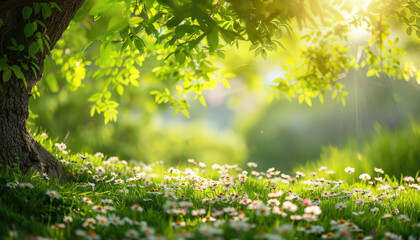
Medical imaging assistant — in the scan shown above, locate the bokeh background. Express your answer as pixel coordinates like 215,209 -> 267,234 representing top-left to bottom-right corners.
28,17 -> 420,176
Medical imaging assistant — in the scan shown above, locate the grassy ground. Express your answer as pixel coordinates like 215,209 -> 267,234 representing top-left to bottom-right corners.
0,133 -> 419,240
296,119 -> 420,180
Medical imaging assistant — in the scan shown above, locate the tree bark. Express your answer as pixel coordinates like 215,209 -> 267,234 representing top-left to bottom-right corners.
0,0 -> 85,182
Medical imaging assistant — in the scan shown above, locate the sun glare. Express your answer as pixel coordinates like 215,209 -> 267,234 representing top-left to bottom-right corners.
349,0 -> 372,13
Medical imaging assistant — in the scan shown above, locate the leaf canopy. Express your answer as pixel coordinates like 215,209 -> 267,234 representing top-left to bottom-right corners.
1,0 -> 420,123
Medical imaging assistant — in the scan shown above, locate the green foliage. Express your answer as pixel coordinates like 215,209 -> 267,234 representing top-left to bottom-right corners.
0,0 -> 419,124
270,0 -> 420,107
38,0 -> 390,124
2,68 -> 11,82
297,119 -> 420,179
22,6 -> 33,20
2,0 -> 419,125
271,28 -> 351,106
0,3 -> 59,88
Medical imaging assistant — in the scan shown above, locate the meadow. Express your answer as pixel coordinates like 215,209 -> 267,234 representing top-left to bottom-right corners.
2,1 -> 420,240
1,132 -> 419,240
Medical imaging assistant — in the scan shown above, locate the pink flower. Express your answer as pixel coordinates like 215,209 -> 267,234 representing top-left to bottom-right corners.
301,198 -> 311,206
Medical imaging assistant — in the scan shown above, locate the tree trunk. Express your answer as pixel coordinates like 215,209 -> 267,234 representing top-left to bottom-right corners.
0,0 -> 85,182
0,75 -> 63,178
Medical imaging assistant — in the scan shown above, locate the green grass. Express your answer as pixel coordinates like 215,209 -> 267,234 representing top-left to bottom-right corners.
0,131 -> 419,240
296,119 -> 420,180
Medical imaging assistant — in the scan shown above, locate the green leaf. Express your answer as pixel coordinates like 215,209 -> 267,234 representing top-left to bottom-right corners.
3,69 -> 11,82
166,16 -> 184,28
90,106 -> 96,117
145,0 -> 154,8
173,108 -> 179,116
106,100 -> 119,108
189,34 -> 205,49
21,63 -> 28,71
129,17 -> 143,25
104,91 -> 111,99
41,3 -> 52,19
222,79 -> 230,89
341,96 -> 346,106
130,78 -> 139,87
319,94 -> 324,104
7,46 -> 18,51
117,85 -> 124,96
32,21 -> 37,32
216,51 -> 225,59
332,90 -> 338,99
175,25 -> 194,39
199,96 -> 207,107
88,93 -> 102,102
181,109 -> 190,118
298,95 -> 304,104
104,108 -> 119,123
255,47 -> 262,57
120,27 -> 128,39
149,90 -> 160,95
224,72 -> 236,78
220,28 -> 238,44
366,69 -> 377,77
406,27 -> 412,36
120,39 -> 130,53
104,112 -> 110,124
175,51 -> 186,65
31,66 -> 37,77
207,27 -> 219,52
408,16 -> 415,23
134,37 -> 144,53
29,41 -> 40,58
261,50 -> 267,60
37,38 -> 44,54
305,96 -> 312,107
11,65 -> 25,83
22,6 -> 32,20
44,38 -> 50,51
89,1 -> 113,16
277,41 -> 287,51
36,19 -> 46,28
10,37 -> 17,46
24,23 -> 34,38
33,3 -> 41,14
249,44 -> 259,51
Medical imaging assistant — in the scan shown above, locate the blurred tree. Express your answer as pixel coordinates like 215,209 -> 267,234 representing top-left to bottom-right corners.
0,0 -> 420,178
